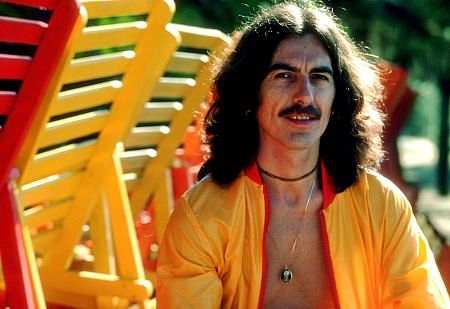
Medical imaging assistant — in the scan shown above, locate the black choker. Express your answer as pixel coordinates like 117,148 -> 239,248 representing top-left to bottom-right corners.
257,162 -> 318,182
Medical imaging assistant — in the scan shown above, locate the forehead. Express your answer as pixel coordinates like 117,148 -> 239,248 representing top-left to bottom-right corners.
271,34 -> 332,67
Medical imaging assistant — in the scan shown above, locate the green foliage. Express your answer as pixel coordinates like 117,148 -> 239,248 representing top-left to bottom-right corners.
174,0 -> 449,78
173,0 -> 272,33
406,80 -> 441,140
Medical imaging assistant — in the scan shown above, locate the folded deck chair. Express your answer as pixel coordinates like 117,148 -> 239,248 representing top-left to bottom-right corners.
0,0 -> 83,307
12,0 -> 178,307
121,23 -> 230,284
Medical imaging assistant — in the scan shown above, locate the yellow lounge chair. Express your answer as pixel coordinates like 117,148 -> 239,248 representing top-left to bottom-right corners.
121,23 -> 230,285
14,0 -> 179,307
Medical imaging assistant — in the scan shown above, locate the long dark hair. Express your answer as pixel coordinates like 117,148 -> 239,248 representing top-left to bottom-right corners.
198,0 -> 384,192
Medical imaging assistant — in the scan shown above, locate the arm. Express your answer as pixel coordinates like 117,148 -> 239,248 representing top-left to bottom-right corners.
156,198 -> 223,308
381,189 -> 450,308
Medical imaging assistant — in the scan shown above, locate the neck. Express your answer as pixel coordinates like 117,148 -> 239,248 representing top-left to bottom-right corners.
262,167 -> 319,211
256,154 -> 320,211
256,137 -> 320,173
257,161 -> 318,182
257,150 -> 319,182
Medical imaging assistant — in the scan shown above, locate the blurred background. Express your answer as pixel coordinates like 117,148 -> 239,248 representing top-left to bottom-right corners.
173,0 -> 450,198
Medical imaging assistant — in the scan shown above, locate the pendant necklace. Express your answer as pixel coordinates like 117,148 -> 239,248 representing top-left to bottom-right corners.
267,175 -> 316,283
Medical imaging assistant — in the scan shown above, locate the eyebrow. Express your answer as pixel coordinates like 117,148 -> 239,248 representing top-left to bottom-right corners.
268,62 -> 333,76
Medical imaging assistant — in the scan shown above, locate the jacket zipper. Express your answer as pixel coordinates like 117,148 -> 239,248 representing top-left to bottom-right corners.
319,210 -> 341,308
258,184 -> 270,308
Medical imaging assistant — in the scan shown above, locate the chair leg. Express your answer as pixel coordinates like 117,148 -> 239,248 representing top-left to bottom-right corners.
103,150 -> 146,281
153,170 -> 173,246
0,182 -> 45,308
90,192 -> 119,308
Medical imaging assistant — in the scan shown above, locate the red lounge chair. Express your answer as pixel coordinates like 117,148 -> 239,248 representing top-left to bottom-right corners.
0,1 -> 83,308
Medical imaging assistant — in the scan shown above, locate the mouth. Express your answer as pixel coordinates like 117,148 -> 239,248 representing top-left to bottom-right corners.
279,105 -> 321,121
286,113 -> 318,121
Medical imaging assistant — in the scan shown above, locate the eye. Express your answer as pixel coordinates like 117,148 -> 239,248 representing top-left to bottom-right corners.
274,71 -> 293,79
311,73 -> 330,81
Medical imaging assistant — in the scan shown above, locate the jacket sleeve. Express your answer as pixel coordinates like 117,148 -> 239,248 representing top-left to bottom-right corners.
156,198 -> 223,308
380,188 -> 450,308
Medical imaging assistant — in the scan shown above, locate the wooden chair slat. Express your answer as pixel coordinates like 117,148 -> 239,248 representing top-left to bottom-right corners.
51,81 -> 121,117
124,125 -> 169,148
24,200 -> 70,230
120,148 -> 155,170
2,0 -> 58,9
169,23 -> 230,50
38,111 -> 108,149
137,101 -> 182,123
39,270 -> 152,300
21,171 -> 84,207
81,0 -> 153,19
152,77 -> 195,99
63,52 -> 133,84
0,55 -> 32,80
22,140 -> 96,184
0,92 -> 16,115
166,51 -> 208,74
0,17 -> 47,45
75,22 -> 145,52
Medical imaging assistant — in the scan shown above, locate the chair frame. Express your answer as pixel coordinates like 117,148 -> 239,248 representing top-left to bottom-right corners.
0,1 -> 84,308
11,0 -> 179,306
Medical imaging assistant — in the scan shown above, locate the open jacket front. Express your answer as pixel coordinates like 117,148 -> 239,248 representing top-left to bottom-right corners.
157,162 -> 450,308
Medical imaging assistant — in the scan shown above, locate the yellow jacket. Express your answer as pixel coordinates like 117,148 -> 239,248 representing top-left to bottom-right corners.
157,163 -> 450,308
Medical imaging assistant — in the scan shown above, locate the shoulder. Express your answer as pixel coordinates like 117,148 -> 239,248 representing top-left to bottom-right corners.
183,174 -> 244,210
180,173 -> 262,225
348,169 -> 413,217
334,170 -> 417,246
359,170 -> 409,203
183,175 -> 236,205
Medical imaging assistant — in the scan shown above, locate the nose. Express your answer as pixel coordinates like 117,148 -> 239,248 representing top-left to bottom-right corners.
293,76 -> 313,106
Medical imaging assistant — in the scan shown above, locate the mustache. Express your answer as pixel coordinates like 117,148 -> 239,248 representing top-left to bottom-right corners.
278,104 -> 321,118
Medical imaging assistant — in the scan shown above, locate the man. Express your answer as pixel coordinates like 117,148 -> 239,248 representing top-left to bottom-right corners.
157,1 -> 450,308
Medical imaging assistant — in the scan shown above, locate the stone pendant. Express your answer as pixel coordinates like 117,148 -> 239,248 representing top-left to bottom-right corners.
280,265 -> 293,283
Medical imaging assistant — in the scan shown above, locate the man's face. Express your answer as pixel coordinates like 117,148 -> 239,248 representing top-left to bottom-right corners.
257,34 -> 336,154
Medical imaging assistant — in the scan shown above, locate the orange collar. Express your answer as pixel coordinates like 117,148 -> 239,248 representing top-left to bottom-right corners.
245,160 -> 336,209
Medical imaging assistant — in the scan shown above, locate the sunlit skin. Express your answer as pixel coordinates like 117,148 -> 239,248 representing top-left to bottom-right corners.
257,34 -> 335,176
258,34 -> 337,308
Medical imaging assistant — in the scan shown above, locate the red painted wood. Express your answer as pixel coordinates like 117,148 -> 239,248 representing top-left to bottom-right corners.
0,0 -> 80,185
379,63 -> 418,206
0,16 -> 47,45
437,245 -> 450,295
0,182 -> 36,309
2,0 -> 57,10
0,0 -> 81,307
0,92 -> 16,115
0,54 -> 31,80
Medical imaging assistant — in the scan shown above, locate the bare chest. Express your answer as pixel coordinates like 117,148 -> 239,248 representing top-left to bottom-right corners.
262,211 -> 336,308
